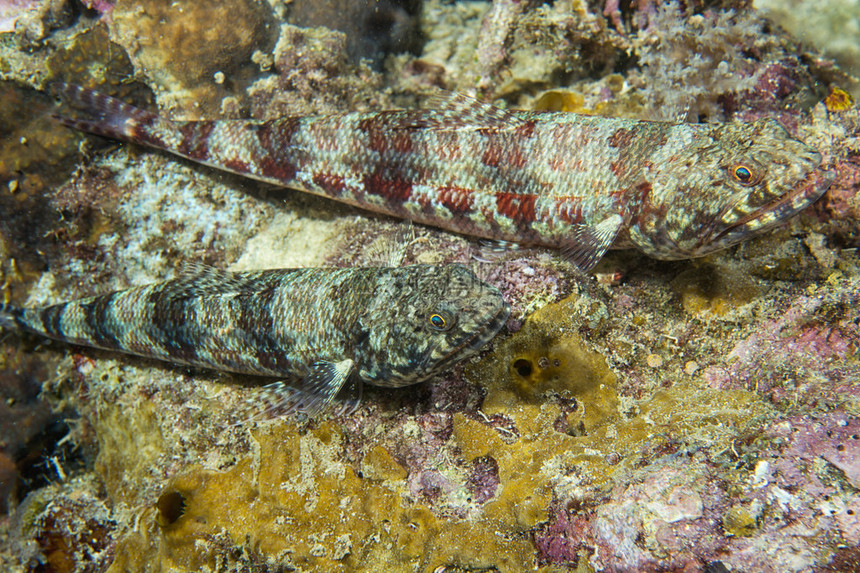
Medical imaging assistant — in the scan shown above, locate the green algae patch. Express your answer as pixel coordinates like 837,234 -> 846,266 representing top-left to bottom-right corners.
108,421 -> 538,572
637,386 -> 768,448
94,398 -> 167,506
671,263 -> 764,319
722,504 -> 761,537
459,292 -> 773,529
452,412 -> 555,528
532,76 -> 648,119
361,444 -> 408,481
469,292 -> 620,435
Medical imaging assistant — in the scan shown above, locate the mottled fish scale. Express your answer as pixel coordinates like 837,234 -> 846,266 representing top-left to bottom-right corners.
1,264 -> 510,412
55,84 -> 833,270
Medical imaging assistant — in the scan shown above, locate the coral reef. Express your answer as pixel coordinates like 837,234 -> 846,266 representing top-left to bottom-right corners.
402,0 -> 627,100
756,0 -> 860,85
286,0 -> 422,67
107,0 -> 277,116
5,0 -> 74,46
0,0 -> 859,571
631,2 -> 824,120
6,476 -> 115,572
0,0 -> 41,34
245,23 -> 384,119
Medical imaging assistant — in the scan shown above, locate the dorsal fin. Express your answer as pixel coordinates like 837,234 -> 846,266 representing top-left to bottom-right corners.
176,261 -> 235,280
363,222 -> 416,267
168,261 -> 252,297
389,93 -> 527,132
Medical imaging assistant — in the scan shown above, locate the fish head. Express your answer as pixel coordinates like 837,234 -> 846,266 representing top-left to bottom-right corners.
628,118 -> 833,260
359,264 -> 509,388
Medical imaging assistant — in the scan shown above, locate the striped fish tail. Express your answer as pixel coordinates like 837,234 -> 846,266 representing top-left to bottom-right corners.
52,83 -> 176,147
0,303 -> 22,331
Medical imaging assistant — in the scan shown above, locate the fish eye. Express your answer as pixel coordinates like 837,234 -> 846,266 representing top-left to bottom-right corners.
428,311 -> 454,331
730,164 -> 758,186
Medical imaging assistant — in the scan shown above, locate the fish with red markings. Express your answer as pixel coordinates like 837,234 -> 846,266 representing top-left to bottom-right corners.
54,84 -> 833,271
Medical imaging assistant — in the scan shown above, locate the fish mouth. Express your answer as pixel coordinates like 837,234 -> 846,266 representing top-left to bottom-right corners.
703,167 -> 834,251
434,301 -> 511,367
380,300 -> 510,388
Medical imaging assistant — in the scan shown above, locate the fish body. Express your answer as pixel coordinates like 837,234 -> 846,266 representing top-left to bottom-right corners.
1,264 -> 510,411
56,85 -> 833,270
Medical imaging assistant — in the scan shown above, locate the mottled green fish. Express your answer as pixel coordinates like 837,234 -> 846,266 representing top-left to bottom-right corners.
0,264 -> 509,415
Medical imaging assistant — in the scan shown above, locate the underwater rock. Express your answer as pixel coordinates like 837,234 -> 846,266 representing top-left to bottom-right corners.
80,0 -> 116,16
286,0 -> 422,67
404,0 -> 627,99
755,0 -> 860,84
11,479 -> 116,572
0,82 -> 82,282
8,0 -> 74,46
108,0 -> 277,116
633,3 -> 820,120
0,342 -> 61,513
0,0 -> 40,33
825,156 -> 860,224
399,0 -> 488,93
478,0 -> 625,99
46,24 -> 145,98
671,263 -> 764,319
702,278 -> 860,408
0,25 -> 149,276
246,23 -> 360,118
737,228 -> 825,282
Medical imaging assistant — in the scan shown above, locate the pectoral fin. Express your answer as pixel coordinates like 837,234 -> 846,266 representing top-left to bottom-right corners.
560,214 -> 623,272
363,221 -> 416,267
235,359 -> 355,423
302,359 -> 355,407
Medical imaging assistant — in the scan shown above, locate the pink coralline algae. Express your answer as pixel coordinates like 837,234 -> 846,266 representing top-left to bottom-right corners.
767,413 -> 860,491
81,0 -> 115,15
465,455 -> 500,505
821,153 -> 860,223
0,0 -> 38,32
759,413 -> 860,549
724,59 -> 811,116
534,417 -> 860,571
703,288 -> 860,407
535,464 -> 720,570
535,503 -> 598,566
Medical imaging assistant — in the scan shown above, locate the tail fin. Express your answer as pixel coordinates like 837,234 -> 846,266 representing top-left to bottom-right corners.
51,83 -> 175,145
0,303 -> 21,331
